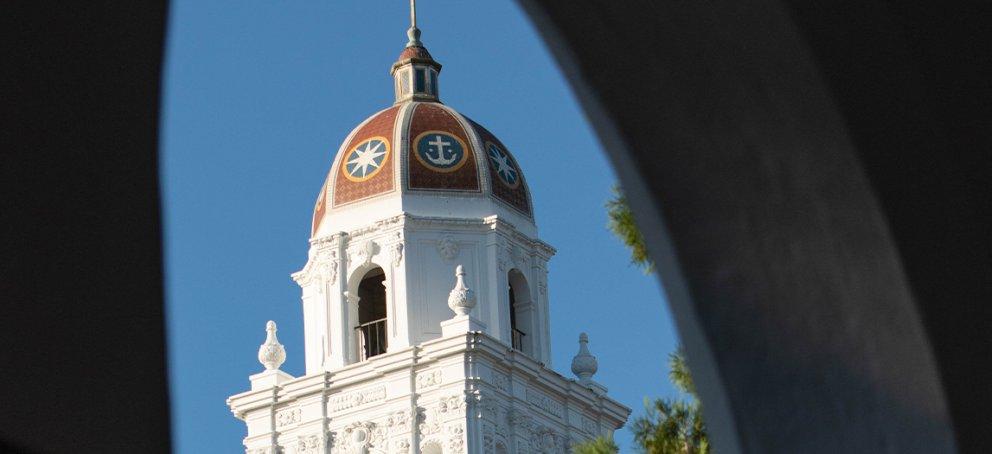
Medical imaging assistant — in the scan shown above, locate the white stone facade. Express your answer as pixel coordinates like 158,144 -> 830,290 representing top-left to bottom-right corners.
229,332 -> 628,454
290,214 -> 554,374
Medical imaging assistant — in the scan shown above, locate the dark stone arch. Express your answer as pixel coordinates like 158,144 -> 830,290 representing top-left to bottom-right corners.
2,1 -> 988,453
516,0 -> 990,452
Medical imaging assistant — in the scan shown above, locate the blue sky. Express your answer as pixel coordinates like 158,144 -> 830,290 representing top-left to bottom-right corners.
161,1 -> 679,452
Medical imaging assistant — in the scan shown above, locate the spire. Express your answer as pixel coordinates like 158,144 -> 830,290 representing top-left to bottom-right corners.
571,332 -> 599,384
257,320 -> 286,371
406,0 -> 422,47
391,0 -> 441,103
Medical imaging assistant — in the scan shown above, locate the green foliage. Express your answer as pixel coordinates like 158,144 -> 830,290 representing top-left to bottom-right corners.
668,347 -> 696,396
572,435 -> 619,454
631,348 -> 709,454
606,185 -> 653,272
606,186 -> 709,452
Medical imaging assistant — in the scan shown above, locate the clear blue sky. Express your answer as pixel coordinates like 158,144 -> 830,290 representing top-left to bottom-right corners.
161,1 -> 679,452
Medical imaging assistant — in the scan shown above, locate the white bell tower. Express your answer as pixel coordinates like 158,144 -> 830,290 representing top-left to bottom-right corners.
227,3 -> 629,453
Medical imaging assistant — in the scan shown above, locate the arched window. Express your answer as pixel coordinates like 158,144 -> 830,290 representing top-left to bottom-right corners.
356,267 -> 387,360
508,269 -> 532,354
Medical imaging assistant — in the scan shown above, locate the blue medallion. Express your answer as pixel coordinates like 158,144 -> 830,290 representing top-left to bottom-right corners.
344,137 -> 389,182
486,142 -> 519,188
414,131 -> 467,172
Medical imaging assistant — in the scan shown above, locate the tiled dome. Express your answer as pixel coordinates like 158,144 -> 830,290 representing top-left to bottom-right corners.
310,43 -> 532,238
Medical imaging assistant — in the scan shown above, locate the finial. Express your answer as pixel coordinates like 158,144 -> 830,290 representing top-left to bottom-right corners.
406,0 -> 423,47
571,332 -> 599,384
258,320 -> 286,371
447,265 -> 477,316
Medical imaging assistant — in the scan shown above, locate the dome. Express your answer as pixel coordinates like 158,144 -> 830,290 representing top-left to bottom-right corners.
310,40 -> 533,238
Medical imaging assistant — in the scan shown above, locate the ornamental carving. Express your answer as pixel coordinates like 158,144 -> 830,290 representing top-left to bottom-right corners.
417,406 -> 442,436
276,407 -> 301,427
390,241 -> 404,267
356,240 -> 380,265
447,265 -> 477,316
496,239 -> 510,272
487,370 -> 510,393
258,321 -> 286,371
295,434 -> 323,454
416,369 -> 443,389
438,394 -> 467,415
246,447 -> 274,454
508,409 -> 532,431
330,385 -> 386,412
293,248 -> 338,292
447,424 -> 466,454
386,409 -> 410,430
530,427 -> 566,454
336,421 -> 384,453
582,416 -> 598,435
510,244 -> 528,267
393,439 -> 411,453
526,388 -> 563,418
437,236 -> 459,260
479,396 -> 498,420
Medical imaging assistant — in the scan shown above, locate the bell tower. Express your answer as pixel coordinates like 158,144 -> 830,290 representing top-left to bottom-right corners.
227,3 -> 629,453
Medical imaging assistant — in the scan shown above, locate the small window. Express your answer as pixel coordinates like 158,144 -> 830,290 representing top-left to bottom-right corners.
415,68 -> 426,93
430,70 -> 438,96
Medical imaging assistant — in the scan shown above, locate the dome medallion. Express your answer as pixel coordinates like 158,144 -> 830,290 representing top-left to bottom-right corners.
310,13 -> 533,238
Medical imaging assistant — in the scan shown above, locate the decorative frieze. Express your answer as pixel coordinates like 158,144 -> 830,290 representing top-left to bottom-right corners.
330,385 -> 387,412
582,416 -> 599,435
486,370 -> 510,393
525,388 -> 563,418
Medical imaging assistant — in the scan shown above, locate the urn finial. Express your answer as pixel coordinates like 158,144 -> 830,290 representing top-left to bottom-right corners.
258,320 -> 286,371
447,265 -> 477,316
571,332 -> 598,384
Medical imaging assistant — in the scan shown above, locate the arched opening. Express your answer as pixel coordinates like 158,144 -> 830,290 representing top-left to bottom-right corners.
356,267 -> 387,360
421,440 -> 443,454
508,269 -> 533,355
